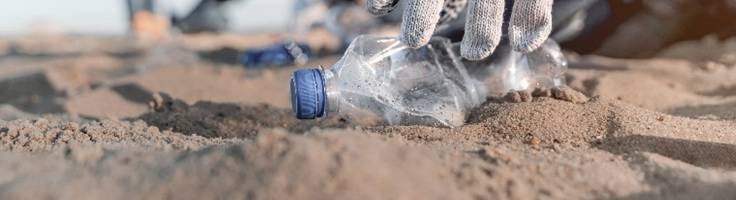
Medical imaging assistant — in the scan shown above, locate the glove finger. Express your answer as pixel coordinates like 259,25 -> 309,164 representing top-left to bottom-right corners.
400,0 -> 445,48
460,0 -> 504,60
366,0 -> 401,16
509,0 -> 553,53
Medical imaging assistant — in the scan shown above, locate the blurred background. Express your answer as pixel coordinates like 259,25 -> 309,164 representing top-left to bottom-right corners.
1,0 -> 736,119
0,0 -> 291,35
2,2 -> 736,199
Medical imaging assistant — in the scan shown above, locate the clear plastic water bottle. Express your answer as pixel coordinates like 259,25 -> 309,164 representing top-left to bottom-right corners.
290,35 -> 567,127
291,36 -> 481,127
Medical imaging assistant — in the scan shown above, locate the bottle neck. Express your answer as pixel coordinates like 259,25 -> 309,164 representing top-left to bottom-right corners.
321,67 -> 340,115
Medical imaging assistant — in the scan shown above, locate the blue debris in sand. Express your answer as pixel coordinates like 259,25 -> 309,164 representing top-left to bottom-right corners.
240,42 -> 311,68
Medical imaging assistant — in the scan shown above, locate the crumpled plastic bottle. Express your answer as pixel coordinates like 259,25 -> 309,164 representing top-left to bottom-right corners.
465,39 -> 568,98
290,35 -> 567,127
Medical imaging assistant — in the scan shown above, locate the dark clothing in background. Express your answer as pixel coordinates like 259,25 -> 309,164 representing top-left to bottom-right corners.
174,0 -> 234,33
439,0 -> 736,58
562,0 -> 736,58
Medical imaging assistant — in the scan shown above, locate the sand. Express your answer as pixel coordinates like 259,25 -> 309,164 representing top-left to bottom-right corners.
0,33 -> 734,199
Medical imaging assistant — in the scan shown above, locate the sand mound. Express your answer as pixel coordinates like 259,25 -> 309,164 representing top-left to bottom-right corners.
0,130 -> 467,200
0,34 -> 735,199
0,91 -> 731,200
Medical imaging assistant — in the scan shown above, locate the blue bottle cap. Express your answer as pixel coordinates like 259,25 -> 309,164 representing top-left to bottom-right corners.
290,68 -> 326,119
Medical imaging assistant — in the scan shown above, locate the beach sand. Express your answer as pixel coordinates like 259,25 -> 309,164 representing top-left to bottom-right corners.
0,33 -> 734,199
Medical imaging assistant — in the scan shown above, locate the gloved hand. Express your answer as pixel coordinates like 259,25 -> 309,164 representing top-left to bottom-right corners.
366,0 -> 553,60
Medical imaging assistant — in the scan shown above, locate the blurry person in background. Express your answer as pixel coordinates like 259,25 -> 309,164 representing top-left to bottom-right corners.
127,0 -> 170,41
126,0 -> 238,41
172,0 -> 236,33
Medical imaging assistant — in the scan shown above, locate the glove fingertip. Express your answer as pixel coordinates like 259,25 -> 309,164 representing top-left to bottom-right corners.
461,40 -> 494,61
460,0 -> 504,60
400,30 -> 431,48
509,22 -> 552,53
399,0 -> 444,48
511,38 -> 544,53
509,0 -> 553,53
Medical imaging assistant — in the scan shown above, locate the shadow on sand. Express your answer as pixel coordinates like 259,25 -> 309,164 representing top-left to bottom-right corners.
599,135 -> 736,170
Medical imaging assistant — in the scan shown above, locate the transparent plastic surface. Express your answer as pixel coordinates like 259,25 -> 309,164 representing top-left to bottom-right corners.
465,40 -> 568,97
312,36 -> 568,127
324,36 -> 482,127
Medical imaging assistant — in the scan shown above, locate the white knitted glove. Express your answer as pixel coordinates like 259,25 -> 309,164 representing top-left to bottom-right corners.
366,0 -> 553,60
